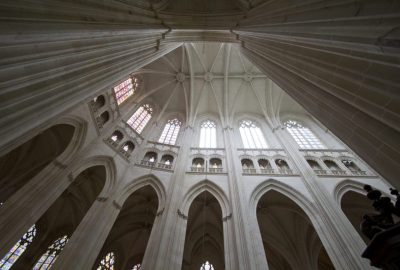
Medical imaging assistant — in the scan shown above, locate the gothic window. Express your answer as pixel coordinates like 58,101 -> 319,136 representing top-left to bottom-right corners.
110,130 -> 124,143
239,120 -> 268,149
114,77 -> 139,105
97,252 -> 115,270
159,118 -> 182,145
342,159 -> 361,172
92,95 -> 106,110
127,104 -> 153,134
200,261 -> 215,270
33,235 -> 68,270
284,120 -> 324,149
0,225 -> 37,269
122,141 -> 135,153
132,264 -> 141,270
98,111 -> 110,126
199,120 -> 217,148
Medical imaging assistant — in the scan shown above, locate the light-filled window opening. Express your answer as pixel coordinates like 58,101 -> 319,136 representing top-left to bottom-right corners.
110,130 -> 124,143
159,118 -> 182,145
122,141 -> 135,153
127,104 -> 153,134
284,120 -> 324,149
114,76 -> 139,105
0,225 -> 37,269
199,120 -> 217,148
131,263 -> 141,270
342,159 -> 361,172
97,252 -> 115,270
161,154 -> 174,165
144,152 -> 157,163
33,235 -> 68,270
239,120 -> 268,149
200,261 -> 215,270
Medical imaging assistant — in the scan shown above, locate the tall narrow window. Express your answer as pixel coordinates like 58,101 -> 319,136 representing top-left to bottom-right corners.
33,235 -> 68,270
127,104 -> 153,133
284,120 -> 324,149
0,225 -> 37,269
199,120 -> 217,148
97,252 -> 116,270
159,118 -> 182,145
239,120 -> 268,148
113,76 -> 139,105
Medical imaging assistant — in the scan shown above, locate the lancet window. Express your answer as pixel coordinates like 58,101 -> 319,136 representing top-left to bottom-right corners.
0,225 -> 37,269
114,76 -> 139,105
284,120 -> 324,149
127,104 -> 153,133
97,252 -> 116,270
239,120 -> 268,149
159,118 -> 181,145
199,120 -> 217,148
33,235 -> 68,270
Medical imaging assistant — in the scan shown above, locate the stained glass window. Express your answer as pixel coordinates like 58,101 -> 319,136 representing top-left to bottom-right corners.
0,225 -> 37,269
239,120 -> 268,149
127,104 -> 153,134
159,118 -> 181,145
33,235 -> 68,270
199,120 -> 216,148
114,76 -> 139,105
284,120 -> 324,149
200,261 -> 215,270
97,252 -> 115,270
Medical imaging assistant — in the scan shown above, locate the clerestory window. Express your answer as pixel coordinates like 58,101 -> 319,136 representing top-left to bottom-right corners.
239,120 -> 268,149
284,120 -> 324,149
114,76 -> 139,105
199,120 -> 217,148
159,118 -> 181,145
127,104 -> 153,134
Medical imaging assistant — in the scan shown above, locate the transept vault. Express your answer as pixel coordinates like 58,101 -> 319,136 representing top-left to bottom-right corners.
0,1 -> 399,270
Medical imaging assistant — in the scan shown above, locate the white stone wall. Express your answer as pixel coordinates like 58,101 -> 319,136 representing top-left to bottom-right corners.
0,88 -> 393,270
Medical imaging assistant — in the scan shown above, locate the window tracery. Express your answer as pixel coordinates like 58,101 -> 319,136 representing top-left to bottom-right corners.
199,120 -> 217,148
200,261 -> 215,270
127,104 -> 153,134
284,120 -> 324,149
239,120 -> 268,149
0,225 -> 37,269
159,118 -> 181,145
33,235 -> 68,270
114,77 -> 139,105
97,252 -> 115,270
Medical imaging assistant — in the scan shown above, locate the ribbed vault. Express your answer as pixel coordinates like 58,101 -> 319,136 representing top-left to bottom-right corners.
0,0 -> 399,188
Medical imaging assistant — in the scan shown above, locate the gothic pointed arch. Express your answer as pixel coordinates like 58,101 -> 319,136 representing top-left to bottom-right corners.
1,164 -> 107,269
180,180 -> 231,218
255,184 -> 335,270
94,185 -> 159,270
182,189 -> 225,270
